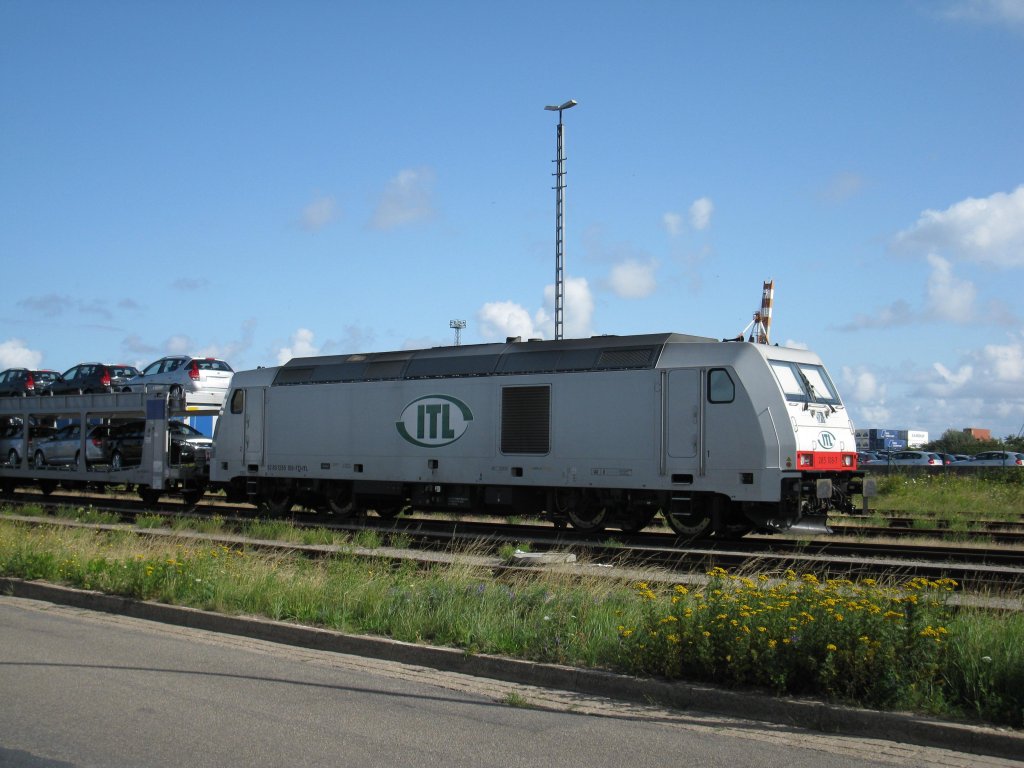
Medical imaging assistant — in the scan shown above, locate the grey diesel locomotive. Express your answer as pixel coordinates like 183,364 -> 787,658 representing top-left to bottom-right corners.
210,332 -> 862,538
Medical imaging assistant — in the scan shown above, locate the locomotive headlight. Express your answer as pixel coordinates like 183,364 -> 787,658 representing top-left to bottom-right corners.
843,455 -> 854,467
798,453 -> 814,467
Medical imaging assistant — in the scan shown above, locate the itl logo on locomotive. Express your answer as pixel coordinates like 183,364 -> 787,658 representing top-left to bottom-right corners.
818,431 -> 836,449
396,395 -> 474,448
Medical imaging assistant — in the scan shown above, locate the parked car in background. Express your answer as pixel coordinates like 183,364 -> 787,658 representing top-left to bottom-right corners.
937,453 -> 960,465
969,451 -> 1024,467
0,421 -> 57,466
887,450 -> 945,466
46,363 -> 141,395
31,423 -> 114,468
0,368 -> 62,397
125,356 -> 234,406
106,419 -> 214,469
857,451 -> 886,466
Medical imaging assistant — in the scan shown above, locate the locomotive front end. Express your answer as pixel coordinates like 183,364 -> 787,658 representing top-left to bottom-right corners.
768,356 -> 863,520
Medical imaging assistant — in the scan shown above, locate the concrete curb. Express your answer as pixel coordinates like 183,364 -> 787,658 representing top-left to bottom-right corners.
3,577 -> 1021,760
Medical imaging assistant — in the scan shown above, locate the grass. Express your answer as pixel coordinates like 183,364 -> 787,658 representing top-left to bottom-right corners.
868,473 -> 1024,521
0,516 -> 1021,729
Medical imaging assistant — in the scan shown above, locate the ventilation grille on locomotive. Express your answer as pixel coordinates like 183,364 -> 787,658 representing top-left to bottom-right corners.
501,386 -> 550,454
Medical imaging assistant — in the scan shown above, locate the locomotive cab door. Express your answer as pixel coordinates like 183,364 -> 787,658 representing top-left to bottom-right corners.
243,388 -> 265,467
665,369 -> 699,460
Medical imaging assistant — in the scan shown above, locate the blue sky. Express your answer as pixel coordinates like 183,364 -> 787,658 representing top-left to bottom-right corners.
2,0 -> 1023,441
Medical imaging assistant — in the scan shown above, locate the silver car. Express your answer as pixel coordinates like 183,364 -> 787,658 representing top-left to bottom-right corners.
887,450 -> 944,466
32,423 -> 112,468
0,422 -> 57,467
969,451 -> 1024,467
126,356 -> 234,406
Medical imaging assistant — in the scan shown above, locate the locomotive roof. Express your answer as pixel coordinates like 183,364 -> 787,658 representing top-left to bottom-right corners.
273,332 -> 718,386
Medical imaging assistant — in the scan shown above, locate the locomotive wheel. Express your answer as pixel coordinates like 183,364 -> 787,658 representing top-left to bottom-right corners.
373,504 -> 404,519
556,490 -> 607,532
181,488 -> 204,507
324,485 -> 360,518
664,500 -> 712,540
138,486 -> 161,507
617,508 -> 657,533
258,487 -> 295,516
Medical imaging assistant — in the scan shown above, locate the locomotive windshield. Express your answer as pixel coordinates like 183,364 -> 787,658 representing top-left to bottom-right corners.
769,360 -> 841,406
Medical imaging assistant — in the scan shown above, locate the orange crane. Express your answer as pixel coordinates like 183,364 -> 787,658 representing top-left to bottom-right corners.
739,279 -> 774,344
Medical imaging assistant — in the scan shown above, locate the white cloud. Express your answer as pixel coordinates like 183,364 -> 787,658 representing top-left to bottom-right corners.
166,335 -> 192,355
836,300 -> 915,331
0,339 -> 43,369
884,333 -> 1022,434
689,197 -> 714,231
205,319 -> 258,364
842,334 -> 1024,439
370,167 -> 436,230
17,294 -> 64,317
300,195 -> 337,231
662,212 -> 683,237
478,277 -> 595,341
122,334 -> 159,358
940,0 -> 1024,29
930,362 -> 975,394
542,276 -> 595,338
838,255 -> 979,330
925,253 -> 976,322
608,259 -> 658,299
893,185 -> 1024,267
478,301 -> 543,341
277,328 -> 320,365
841,366 -> 886,403
984,336 -> 1024,382
819,171 -> 865,203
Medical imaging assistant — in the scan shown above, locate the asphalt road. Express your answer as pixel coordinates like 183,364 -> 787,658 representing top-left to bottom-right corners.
0,597 -> 1016,768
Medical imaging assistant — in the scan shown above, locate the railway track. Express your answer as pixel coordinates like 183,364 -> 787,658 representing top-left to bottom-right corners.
3,492 -> 1023,592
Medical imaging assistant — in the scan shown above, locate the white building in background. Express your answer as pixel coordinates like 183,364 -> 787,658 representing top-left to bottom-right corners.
905,430 -> 929,448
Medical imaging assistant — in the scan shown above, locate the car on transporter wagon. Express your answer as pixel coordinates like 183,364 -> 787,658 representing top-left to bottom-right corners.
46,363 -> 141,395
0,368 -> 62,397
0,420 -> 57,467
124,356 -> 234,406
30,423 -> 115,468
103,419 -> 213,470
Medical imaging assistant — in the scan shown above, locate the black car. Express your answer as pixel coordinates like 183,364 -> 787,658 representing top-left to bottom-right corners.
107,419 -> 213,469
0,368 -> 62,396
46,363 -> 141,395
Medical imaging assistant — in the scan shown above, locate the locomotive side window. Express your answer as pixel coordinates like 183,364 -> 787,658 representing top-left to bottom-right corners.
230,389 -> 244,414
769,360 -> 840,405
707,369 -> 734,403
501,385 -> 550,454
